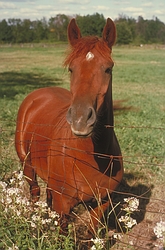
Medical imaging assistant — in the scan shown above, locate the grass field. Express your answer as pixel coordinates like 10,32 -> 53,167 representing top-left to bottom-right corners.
0,44 -> 165,249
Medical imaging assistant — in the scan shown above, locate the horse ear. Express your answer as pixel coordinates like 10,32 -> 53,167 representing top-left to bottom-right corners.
102,18 -> 116,48
68,18 -> 82,46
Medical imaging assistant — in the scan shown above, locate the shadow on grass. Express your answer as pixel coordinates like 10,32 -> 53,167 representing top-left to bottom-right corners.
0,71 -> 63,99
111,172 -> 152,224
75,172 -> 153,249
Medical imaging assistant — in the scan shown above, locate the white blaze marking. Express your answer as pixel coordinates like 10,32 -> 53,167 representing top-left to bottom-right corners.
86,51 -> 94,61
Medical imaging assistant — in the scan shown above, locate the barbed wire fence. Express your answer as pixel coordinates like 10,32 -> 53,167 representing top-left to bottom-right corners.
0,119 -> 165,249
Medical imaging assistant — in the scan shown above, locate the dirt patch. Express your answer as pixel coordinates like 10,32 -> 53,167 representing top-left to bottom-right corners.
110,175 -> 165,249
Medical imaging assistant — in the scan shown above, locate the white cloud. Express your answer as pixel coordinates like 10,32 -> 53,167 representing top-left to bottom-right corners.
20,8 -> 35,13
113,0 -> 129,5
58,0 -> 90,4
0,2 -> 16,9
122,7 -> 143,13
141,2 -> 153,7
154,9 -> 165,15
36,5 -> 53,11
120,7 -> 145,18
4,0 -> 35,2
94,5 -> 110,11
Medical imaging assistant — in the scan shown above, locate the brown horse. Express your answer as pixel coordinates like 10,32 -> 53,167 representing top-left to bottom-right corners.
15,18 -> 123,233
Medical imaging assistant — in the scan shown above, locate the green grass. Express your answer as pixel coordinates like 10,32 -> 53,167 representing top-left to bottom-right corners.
0,44 -> 164,180
0,44 -> 165,249
0,44 -> 69,175
112,47 -> 165,173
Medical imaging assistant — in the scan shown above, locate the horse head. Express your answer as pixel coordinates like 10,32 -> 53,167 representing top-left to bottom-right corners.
65,18 -> 116,137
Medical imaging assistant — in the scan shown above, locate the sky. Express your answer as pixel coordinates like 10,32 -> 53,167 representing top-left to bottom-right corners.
0,0 -> 165,23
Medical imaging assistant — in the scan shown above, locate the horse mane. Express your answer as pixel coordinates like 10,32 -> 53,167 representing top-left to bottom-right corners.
64,36 -> 112,66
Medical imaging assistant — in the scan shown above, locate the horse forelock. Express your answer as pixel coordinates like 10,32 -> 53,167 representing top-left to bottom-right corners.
64,36 -> 112,67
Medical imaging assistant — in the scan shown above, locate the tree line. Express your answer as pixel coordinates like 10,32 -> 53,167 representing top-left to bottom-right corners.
0,13 -> 165,45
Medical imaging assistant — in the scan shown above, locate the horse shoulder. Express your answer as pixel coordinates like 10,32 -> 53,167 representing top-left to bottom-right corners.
15,87 -> 71,159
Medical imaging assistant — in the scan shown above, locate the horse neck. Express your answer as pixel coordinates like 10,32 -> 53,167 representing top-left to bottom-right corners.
99,80 -> 114,127
105,83 -> 114,126
92,80 -> 114,146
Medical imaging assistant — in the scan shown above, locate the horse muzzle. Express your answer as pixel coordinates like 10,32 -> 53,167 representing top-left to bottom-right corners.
66,106 -> 96,137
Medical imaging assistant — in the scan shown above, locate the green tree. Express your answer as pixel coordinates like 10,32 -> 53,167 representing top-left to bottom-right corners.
76,13 -> 105,37
32,18 -> 49,42
8,18 -> 23,43
0,19 -> 12,43
116,22 -> 133,44
145,17 -> 165,43
21,19 -> 34,42
1,14 -> 165,44
49,14 -> 69,41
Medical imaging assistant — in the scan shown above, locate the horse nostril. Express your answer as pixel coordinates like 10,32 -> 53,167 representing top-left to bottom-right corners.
87,107 -> 96,126
87,108 -> 93,120
66,107 -> 72,124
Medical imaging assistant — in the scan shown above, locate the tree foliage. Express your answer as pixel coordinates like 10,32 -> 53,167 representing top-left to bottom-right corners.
76,13 -> 105,37
115,14 -> 165,44
0,13 -> 165,44
49,14 -> 69,41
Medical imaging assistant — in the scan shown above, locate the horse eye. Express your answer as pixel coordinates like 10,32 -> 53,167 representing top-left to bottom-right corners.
68,68 -> 72,73
105,67 -> 112,74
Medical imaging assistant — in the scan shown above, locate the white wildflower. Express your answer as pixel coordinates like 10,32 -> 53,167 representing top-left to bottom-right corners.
4,207 -> 8,213
32,214 -> 39,222
17,171 -> 23,180
126,219 -> 137,228
45,218 -> 51,223
18,180 -> 24,186
113,233 -> 123,240
90,245 -> 96,250
0,181 -> 7,191
48,208 -> 60,219
42,219 -> 46,225
30,222 -> 36,228
54,220 -> 58,226
123,197 -> 139,212
34,201 -> 47,213
16,196 -> 22,204
35,201 -> 47,208
22,198 -> 30,206
6,196 -> 12,204
42,218 -> 52,225
154,220 -> 165,239
47,208 -> 60,226
119,215 -> 137,228
10,178 -> 16,184
16,210 -> 21,216
7,187 -> 21,196
91,237 -> 104,249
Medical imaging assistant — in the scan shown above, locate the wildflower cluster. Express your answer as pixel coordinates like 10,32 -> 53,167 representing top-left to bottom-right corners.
154,220 -> 165,248
108,197 -> 139,245
0,170 -> 63,249
0,171 -> 59,226
30,201 -> 59,230
90,237 -> 105,250
122,197 -> 139,213
0,171 -> 31,219
118,197 -> 139,230
118,215 -> 137,229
